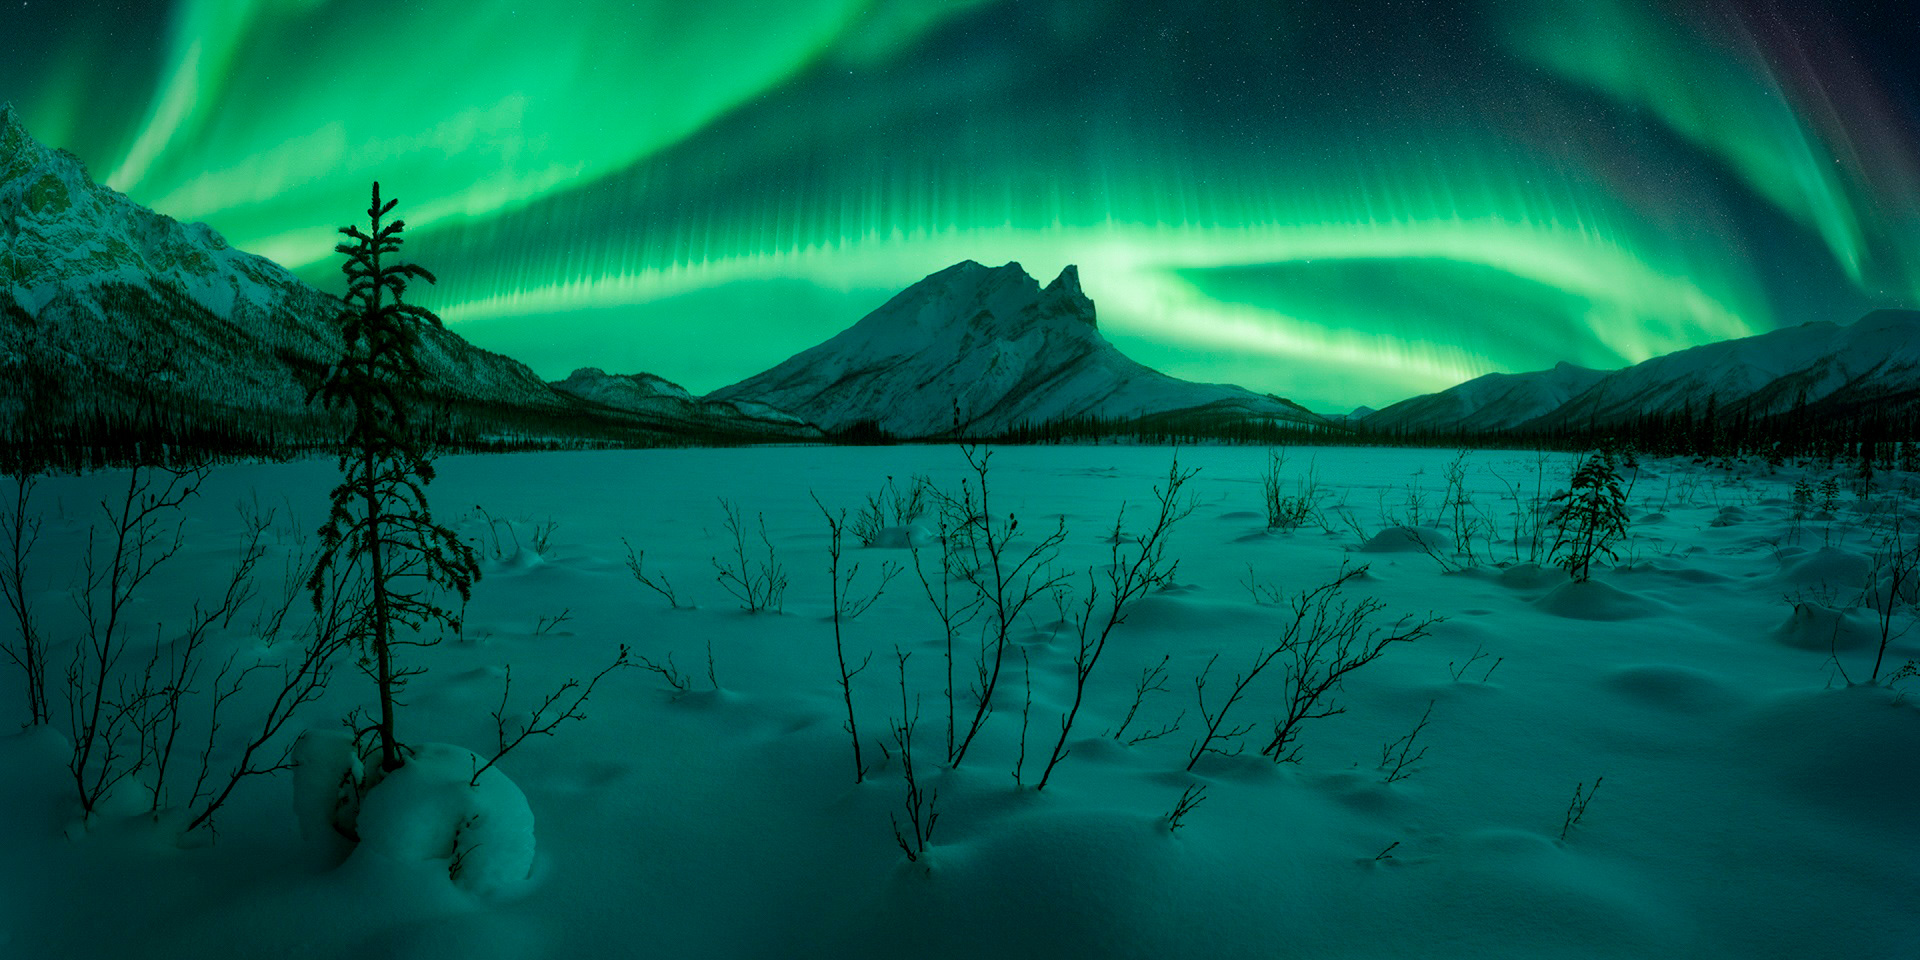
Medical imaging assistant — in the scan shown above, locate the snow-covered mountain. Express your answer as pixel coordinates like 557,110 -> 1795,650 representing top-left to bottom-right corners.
1363,309 -> 1920,434
552,368 -> 822,439
707,260 -> 1326,437
1,103 -> 577,431
1,103 -> 819,447
1532,309 -> 1920,428
1365,361 -> 1609,433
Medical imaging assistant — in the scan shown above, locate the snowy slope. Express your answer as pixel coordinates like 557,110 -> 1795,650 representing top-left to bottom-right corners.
2,447 -> 1915,959
1366,362 -> 1610,433
1534,309 -> 1920,428
1364,310 -> 1920,434
0,103 -> 601,434
552,368 -> 823,439
707,260 -> 1327,437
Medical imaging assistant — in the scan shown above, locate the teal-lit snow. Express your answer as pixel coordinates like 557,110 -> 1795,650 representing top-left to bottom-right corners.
1,445 -> 1915,958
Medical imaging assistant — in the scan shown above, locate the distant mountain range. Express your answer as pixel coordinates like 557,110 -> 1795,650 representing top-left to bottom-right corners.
0,103 -> 812,447
1364,309 -> 1920,434
1365,362 -> 1609,433
705,260 -> 1325,438
550,368 -> 821,439
14,96 -> 1918,451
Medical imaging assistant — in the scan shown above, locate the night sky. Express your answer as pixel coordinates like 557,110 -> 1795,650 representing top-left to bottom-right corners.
4,0 -> 1917,410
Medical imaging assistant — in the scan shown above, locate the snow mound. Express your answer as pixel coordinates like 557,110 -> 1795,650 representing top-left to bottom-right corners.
1426,829 -> 1685,953
1710,506 -> 1751,527
1602,663 -> 1741,714
1498,562 -> 1564,589
292,730 -> 363,849
1774,547 -> 1869,598
1358,525 -> 1451,553
866,523 -> 931,549
295,733 -> 535,897
1736,688 -> 1920,820
352,743 -> 537,897
1532,579 -> 1663,620
1771,602 -> 1875,652
866,809 -> 1189,959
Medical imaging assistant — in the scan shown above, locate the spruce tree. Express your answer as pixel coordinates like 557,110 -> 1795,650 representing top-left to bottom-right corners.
310,182 -> 478,773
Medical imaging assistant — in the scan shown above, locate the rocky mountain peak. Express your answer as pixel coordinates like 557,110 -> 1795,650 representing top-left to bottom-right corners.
707,259 -> 1321,437
1038,264 -> 1095,328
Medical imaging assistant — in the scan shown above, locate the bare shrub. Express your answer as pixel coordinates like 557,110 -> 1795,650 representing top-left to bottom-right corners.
712,498 -> 787,613
1263,449 -> 1324,530
1107,653 -> 1183,746
1164,783 -> 1207,832
1,472 -> 47,726
473,645 -> 633,786
1860,516 -> 1917,684
889,647 -> 939,863
1560,776 -> 1603,841
1447,642 -> 1502,683
939,445 -> 1070,768
1378,700 -> 1435,783
816,496 -> 903,782
1258,586 -> 1438,763
1037,455 -> 1196,789
65,464 -> 204,817
621,539 -> 685,609
60,477 -> 356,835
1186,565 -> 1438,769
853,475 -> 933,547
908,505 -> 985,761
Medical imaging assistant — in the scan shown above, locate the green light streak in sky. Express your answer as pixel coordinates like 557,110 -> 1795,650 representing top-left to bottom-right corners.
13,0 -> 1916,410
95,0 -> 984,265
1504,0 -> 1918,300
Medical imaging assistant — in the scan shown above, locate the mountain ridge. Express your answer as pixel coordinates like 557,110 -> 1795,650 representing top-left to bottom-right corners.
1364,309 -> 1920,434
0,105 -> 818,449
707,259 -> 1327,438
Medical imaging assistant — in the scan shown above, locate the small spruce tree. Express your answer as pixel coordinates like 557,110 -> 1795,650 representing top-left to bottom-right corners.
310,183 -> 478,773
1548,452 -> 1630,583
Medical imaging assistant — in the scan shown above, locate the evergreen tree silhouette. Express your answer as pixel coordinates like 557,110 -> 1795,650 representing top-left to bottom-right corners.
310,182 -> 478,773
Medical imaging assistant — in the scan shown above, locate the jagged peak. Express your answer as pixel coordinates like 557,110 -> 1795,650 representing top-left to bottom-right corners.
1038,263 -> 1096,327
1045,264 -> 1082,297
2,101 -> 37,162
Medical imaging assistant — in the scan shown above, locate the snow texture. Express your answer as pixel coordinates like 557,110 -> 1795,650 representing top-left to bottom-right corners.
1,446 -> 1916,959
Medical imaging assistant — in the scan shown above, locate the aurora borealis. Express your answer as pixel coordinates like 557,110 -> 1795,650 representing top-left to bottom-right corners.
5,0 -> 1918,410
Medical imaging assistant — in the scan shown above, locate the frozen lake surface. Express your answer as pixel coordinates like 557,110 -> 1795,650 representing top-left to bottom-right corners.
2,444 -> 1915,958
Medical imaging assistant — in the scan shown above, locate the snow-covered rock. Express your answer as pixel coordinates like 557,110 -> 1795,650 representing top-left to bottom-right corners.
706,260 -> 1328,438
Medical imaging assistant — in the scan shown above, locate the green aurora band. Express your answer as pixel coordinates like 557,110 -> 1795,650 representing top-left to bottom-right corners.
6,0 -> 1917,410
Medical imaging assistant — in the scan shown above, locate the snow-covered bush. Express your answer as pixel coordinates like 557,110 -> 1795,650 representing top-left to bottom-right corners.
853,474 -> 932,547
293,732 -> 536,896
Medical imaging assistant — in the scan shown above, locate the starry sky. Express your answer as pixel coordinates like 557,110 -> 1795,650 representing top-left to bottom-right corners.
4,0 -> 1918,410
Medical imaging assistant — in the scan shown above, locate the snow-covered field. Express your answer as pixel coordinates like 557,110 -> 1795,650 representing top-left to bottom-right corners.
3,445 -> 1916,959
